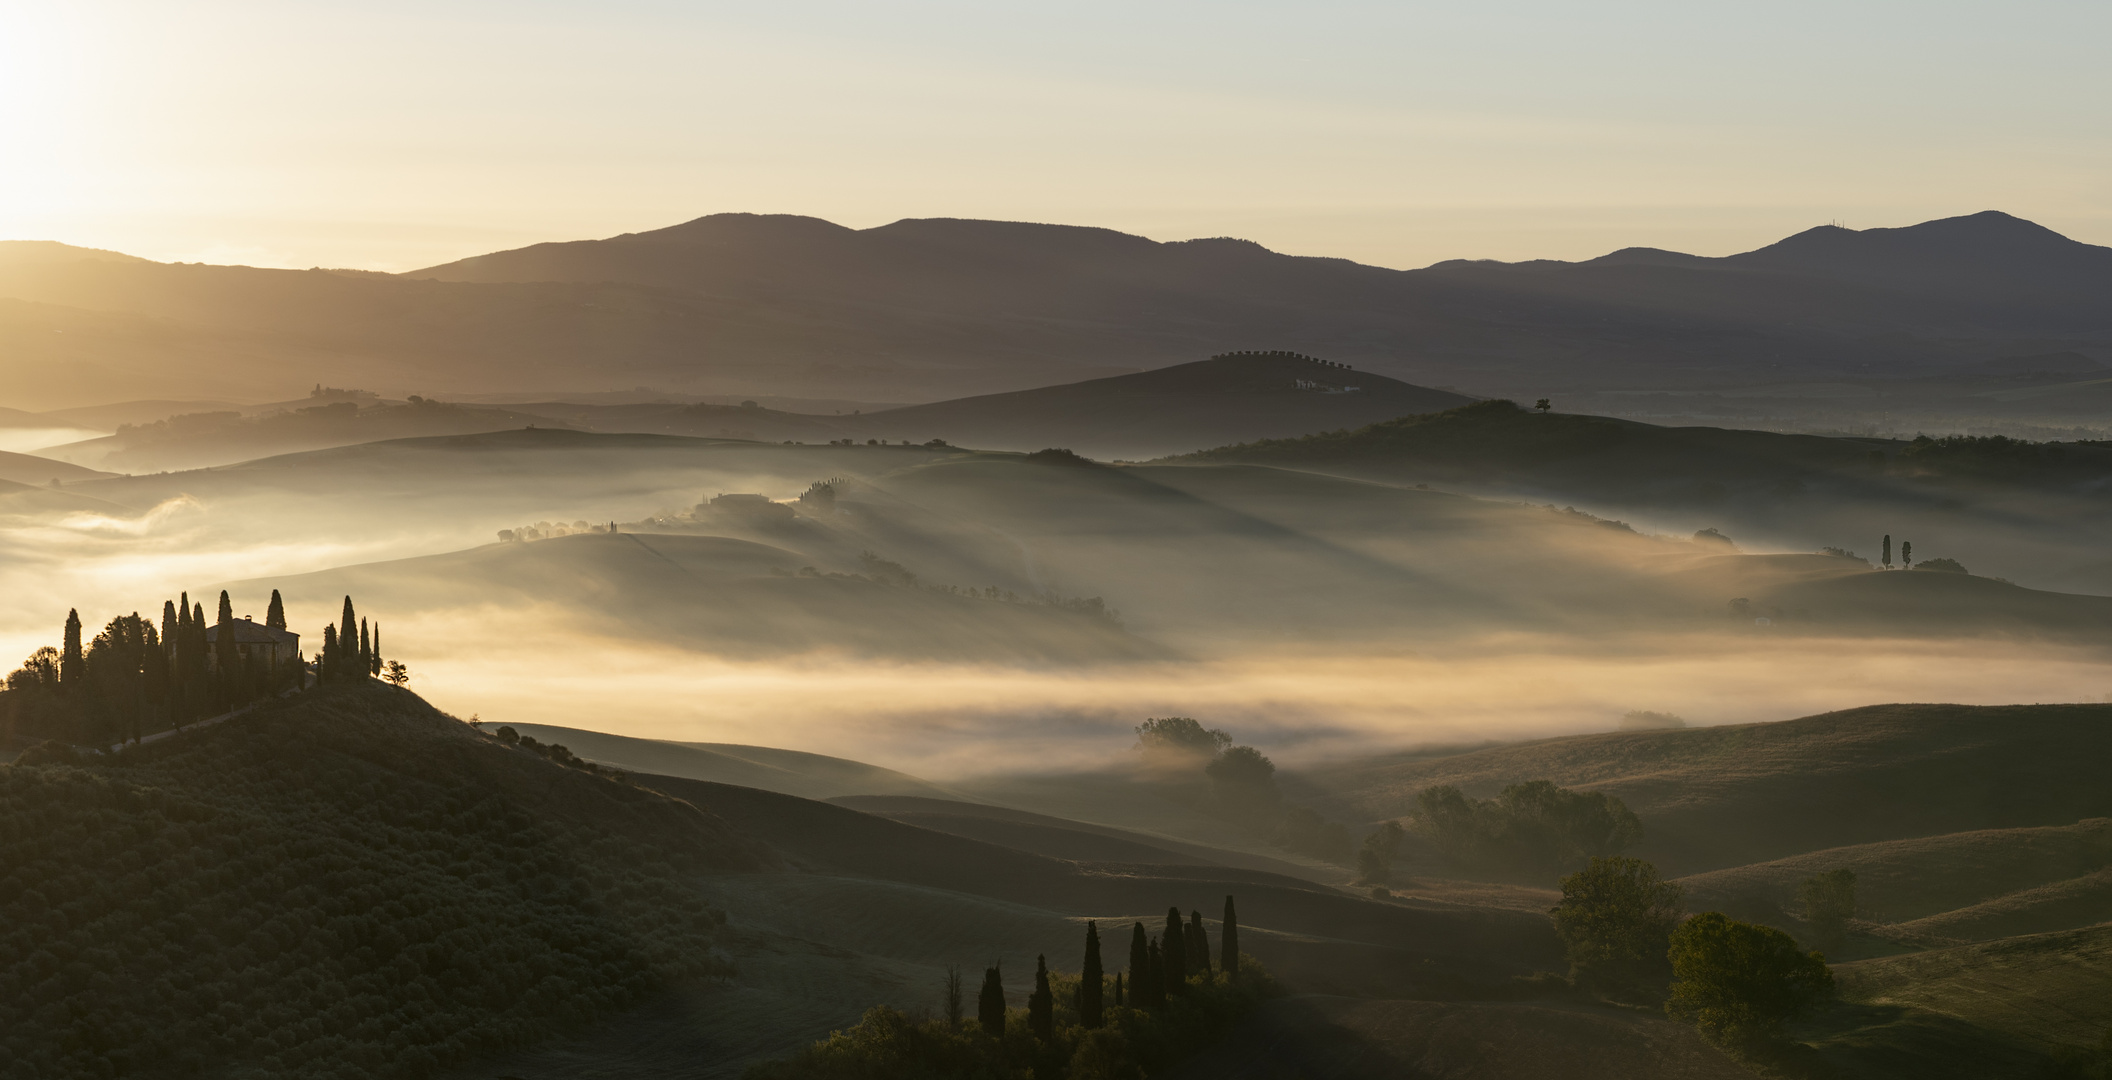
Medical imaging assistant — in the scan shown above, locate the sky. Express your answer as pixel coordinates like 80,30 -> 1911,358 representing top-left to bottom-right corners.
4,0 -> 2109,272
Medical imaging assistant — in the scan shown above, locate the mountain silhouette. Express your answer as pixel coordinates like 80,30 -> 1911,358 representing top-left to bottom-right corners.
2,212 -> 2106,409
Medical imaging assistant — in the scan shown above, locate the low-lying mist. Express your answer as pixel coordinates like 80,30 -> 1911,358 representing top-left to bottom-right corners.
395,609 -> 2112,781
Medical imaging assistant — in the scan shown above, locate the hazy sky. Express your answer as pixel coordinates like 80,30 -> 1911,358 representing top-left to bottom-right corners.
5,0 -> 2108,272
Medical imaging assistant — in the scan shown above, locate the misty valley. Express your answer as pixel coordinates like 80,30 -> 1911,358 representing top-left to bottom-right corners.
4,212 -> 2112,1080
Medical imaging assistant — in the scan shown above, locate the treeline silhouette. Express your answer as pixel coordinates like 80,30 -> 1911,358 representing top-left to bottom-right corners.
0,682 -> 738,1080
3,591 -> 387,751
748,896 -> 1271,1079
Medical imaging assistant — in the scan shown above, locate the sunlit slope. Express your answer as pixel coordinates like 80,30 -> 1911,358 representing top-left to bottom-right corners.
1303,703 -> 2112,875
1820,925 -> 2112,1070
831,353 -> 1476,459
1678,819 -> 2112,932
259,531 -> 1161,662
38,402 -> 574,473
498,723 -> 959,800
1172,399 -> 2112,591
873,453 -> 2112,645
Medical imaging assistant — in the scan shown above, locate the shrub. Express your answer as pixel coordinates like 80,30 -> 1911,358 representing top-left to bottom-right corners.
1551,857 -> 1684,1000
1666,912 -> 1834,1049
1413,780 -> 1642,873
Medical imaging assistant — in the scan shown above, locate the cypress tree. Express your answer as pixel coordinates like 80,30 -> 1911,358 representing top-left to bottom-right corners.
1029,955 -> 1054,1042
1164,907 -> 1188,993
371,623 -> 381,674
1146,940 -> 1165,1009
217,590 -> 233,625
1114,972 -> 1124,1008
161,600 -> 178,650
359,618 -> 371,673
1080,921 -> 1105,1028
1128,922 -> 1151,1008
976,964 -> 1006,1036
1222,895 -> 1240,977
60,609 -> 83,693
1189,910 -> 1212,978
1882,534 -> 1892,569
322,625 -> 338,683
266,589 -> 286,630
339,597 -> 357,675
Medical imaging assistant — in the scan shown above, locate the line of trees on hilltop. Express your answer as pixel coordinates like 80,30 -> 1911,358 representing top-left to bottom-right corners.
749,896 -> 1269,1079
3,590 -> 389,749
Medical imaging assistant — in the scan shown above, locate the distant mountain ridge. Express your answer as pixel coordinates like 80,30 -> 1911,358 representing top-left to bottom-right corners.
1,211 -> 2107,409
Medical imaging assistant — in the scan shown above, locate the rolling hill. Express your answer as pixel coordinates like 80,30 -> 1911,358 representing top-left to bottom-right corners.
1172,398 -> 2112,592
1298,703 -> 2112,876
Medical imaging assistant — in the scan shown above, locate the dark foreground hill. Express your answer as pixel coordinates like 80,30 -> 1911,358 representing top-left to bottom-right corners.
0,682 -> 756,1080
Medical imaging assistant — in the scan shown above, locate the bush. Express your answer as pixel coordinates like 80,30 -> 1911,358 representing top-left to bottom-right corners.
1798,868 -> 1856,953
1551,857 -> 1684,1000
1666,912 -> 1834,1049
1414,780 -> 1642,873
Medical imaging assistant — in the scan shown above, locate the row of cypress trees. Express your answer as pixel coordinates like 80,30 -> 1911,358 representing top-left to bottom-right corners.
973,895 -> 1243,1040
4,590 -> 382,747
316,595 -> 383,684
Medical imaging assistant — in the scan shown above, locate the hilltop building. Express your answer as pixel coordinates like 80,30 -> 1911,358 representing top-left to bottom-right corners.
203,618 -> 301,668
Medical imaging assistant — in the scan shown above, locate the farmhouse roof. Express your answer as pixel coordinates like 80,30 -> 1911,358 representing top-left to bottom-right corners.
203,618 -> 301,646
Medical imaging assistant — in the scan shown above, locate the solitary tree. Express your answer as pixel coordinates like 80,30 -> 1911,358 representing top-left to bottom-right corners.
1163,908 -> 1188,993
382,660 -> 410,687
1028,955 -> 1054,1042
1799,869 -> 1857,954
1551,856 -> 1685,1000
1535,398 -> 1552,414
1080,921 -> 1105,1028
1900,540 -> 1912,569
943,966 -> 963,1028
265,589 -> 286,630
1113,972 -> 1124,1008
1358,821 -> 1407,884
1187,911 -> 1212,978
976,964 -> 1005,1036
1881,534 -> 1892,569
1221,895 -> 1240,977
1666,912 -> 1834,1048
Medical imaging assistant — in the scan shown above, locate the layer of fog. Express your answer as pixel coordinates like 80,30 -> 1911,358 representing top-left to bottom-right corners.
398,611 -> 2112,781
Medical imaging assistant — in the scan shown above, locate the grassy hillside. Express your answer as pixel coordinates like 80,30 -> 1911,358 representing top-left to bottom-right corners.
265,531 -> 1159,662
500,724 -> 960,801
1168,399 -> 2112,592
1677,818 -> 2112,930
40,399 -> 571,473
0,681 -> 757,1080
1303,703 -> 2112,875
1805,924 -> 2112,1075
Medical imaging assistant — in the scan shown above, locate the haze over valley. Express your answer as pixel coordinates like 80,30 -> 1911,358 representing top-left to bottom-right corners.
6,3 -> 2112,1076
